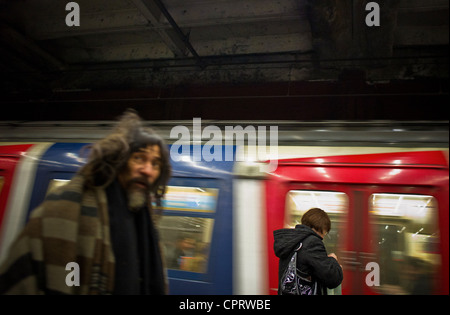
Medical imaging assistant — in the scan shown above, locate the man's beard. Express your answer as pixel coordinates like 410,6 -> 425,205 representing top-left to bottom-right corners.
126,178 -> 151,212
127,189 -> 148,212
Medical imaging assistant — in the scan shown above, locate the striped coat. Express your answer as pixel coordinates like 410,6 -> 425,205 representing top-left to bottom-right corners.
1,175 -> 118,294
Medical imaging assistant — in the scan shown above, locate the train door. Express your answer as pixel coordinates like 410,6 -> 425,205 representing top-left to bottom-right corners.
266,179 -> 351,294
265,150 -> 449,295
283,185 -> 350,294
157,145 -> 235,294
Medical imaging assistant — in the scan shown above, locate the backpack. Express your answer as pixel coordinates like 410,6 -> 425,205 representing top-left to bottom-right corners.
279,242 -> 318,295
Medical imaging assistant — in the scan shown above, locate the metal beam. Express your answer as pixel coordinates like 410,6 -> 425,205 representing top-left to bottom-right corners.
131,0 -> 203,67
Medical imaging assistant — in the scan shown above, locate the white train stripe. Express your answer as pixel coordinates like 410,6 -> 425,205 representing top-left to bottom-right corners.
233,179 -> 268,294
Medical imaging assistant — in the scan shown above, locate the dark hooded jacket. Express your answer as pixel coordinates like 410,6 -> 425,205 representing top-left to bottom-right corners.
273,225 -> 343,295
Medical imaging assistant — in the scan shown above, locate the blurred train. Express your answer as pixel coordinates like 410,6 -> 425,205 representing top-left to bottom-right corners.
0,120 -> 448,295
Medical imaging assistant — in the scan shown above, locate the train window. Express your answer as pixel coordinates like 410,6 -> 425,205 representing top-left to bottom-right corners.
157,185 -> 218,274
370,193 -> 440,295
285,190 -> 348,254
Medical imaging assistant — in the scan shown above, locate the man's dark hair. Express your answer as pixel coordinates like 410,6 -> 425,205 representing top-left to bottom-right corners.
78,109 -> 171,205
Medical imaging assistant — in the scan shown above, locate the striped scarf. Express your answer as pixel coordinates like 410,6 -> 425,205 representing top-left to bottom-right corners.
0,175 -> 116,294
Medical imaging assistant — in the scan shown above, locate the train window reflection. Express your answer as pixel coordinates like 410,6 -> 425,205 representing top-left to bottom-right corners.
159,216 -> 213,273
158,185 -> 218,274
370,193 -> 440,295
285,190 -> 348,254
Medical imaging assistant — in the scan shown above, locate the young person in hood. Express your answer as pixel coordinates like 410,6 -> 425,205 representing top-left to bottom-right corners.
273,208 -> 343,295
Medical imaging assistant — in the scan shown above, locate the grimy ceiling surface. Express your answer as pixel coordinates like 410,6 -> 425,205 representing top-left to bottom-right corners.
0,0 -> 448,120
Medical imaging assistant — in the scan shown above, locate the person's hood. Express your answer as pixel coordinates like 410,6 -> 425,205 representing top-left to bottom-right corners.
273,225 -> 320,259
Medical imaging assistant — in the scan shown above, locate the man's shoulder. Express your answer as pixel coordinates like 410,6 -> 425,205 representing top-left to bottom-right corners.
34,175 -> 97,219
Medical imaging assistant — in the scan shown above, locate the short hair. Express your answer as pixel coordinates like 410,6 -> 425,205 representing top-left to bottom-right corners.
301,208 -> 331,234
79,109 -> 171,205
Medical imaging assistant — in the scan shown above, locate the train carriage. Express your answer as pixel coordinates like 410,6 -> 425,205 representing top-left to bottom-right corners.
0,121 -> 448,295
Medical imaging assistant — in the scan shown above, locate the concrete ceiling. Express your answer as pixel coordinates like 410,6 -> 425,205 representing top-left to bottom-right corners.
0,0 -> 447,96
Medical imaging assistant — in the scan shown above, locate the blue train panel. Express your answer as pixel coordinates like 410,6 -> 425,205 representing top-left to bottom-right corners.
163,145 -> 235,294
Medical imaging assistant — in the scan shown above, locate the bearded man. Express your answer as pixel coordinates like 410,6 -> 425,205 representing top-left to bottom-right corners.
0,110 -> 171,295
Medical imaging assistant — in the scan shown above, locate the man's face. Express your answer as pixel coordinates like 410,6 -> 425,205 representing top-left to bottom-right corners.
118,144 -> 162,210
